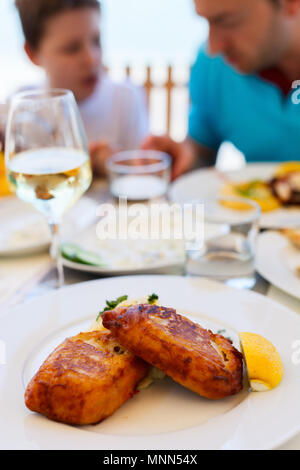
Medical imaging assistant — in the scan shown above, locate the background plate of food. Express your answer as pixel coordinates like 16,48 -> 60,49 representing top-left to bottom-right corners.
256,229 -> 300,300
0,196 -> 98,257
0,275 -> 299,450
169,162 -> 300,229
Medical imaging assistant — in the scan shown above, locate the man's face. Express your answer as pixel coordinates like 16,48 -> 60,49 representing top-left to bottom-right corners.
32,8 -> 102,101
194,0 -> 292,73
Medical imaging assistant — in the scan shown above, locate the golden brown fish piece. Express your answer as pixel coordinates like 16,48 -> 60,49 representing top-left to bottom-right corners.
25,330 -> 149,425
102,304 -> 243,400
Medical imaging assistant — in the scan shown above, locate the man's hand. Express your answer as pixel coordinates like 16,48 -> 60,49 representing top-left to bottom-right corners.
89,140 -> 116,176
140,134 -> 217,179
140,134 -> 194,180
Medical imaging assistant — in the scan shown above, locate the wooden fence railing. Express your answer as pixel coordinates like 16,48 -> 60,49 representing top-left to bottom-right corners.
106,65 -> 190,135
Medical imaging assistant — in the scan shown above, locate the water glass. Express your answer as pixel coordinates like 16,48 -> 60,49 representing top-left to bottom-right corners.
185,196 -> 261,289
106,150 -> 171,201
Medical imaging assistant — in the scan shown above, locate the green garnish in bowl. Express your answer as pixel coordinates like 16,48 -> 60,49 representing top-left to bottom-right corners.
61,243 -> 106,267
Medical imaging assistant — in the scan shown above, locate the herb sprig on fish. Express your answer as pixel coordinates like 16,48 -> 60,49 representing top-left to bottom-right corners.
97,295 -> 128,321
96,293 -> 159,321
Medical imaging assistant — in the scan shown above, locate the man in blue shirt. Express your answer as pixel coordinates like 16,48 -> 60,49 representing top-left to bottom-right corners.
142,0 -> 300,178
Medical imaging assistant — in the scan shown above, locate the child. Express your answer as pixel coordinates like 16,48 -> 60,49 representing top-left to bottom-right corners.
15,0 -> 149,174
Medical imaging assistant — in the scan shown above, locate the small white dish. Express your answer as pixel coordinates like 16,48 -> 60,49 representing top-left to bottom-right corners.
61,224 -> 185,275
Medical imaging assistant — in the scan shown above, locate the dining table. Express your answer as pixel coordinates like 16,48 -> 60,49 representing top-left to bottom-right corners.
1,177 -> 300,450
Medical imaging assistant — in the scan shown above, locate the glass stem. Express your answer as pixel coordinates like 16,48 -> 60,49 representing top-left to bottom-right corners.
183,242 -> 190,277
49,221 -> 64,288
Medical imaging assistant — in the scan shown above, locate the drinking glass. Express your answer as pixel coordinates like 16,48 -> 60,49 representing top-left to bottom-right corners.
5,89 -> 92,287
184,196 -> 261,289
106,150 -> 171,201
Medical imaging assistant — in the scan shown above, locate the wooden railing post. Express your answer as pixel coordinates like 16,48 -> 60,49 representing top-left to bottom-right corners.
144,66 -> 153,106
125,65 -> 131,79
165,65 -> 175,133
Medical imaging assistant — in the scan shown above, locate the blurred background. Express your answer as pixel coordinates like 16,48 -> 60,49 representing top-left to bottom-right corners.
0,0 -> 243,168
0,0 -> 206,136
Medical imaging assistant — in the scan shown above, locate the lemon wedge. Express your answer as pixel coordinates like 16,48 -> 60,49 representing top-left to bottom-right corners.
239,332 -> 283,392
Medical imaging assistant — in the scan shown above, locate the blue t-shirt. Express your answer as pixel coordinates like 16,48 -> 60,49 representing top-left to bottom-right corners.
188,46 -> 300,163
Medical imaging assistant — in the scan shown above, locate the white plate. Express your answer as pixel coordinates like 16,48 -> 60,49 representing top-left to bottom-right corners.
0,197 -> 98,257
257,231 -> 300,300
62,225 -> 185,275
0,275 -> 299,450
0,197 -> 50,256
169,163 -> 300,229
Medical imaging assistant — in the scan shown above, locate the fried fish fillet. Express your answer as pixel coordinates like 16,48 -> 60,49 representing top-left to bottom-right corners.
102,304 -> 243,400
25,330 -> 149,425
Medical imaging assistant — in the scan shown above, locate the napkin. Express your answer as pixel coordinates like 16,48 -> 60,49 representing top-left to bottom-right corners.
0,253 -> 52,312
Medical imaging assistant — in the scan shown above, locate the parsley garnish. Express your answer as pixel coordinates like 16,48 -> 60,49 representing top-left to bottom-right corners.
96,295 -> 128,321
148,293 -> 159,304
217,329 -> 233,342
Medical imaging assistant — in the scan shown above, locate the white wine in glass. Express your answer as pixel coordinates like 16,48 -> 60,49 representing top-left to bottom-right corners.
5,89 -> 92,287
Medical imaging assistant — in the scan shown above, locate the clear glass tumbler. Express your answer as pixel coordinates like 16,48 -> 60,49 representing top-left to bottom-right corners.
184,196 -> 261,289
106,150 -> 171,201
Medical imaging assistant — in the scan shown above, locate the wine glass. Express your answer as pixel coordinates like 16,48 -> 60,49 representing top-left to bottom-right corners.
5,89 -> 92,287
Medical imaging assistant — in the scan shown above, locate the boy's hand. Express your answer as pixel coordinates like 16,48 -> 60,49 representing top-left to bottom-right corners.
89,140 -> 116,176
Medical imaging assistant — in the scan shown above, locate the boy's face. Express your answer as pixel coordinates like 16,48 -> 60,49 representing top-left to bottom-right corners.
194,0 -> 296,74
29,8 -> 102,101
